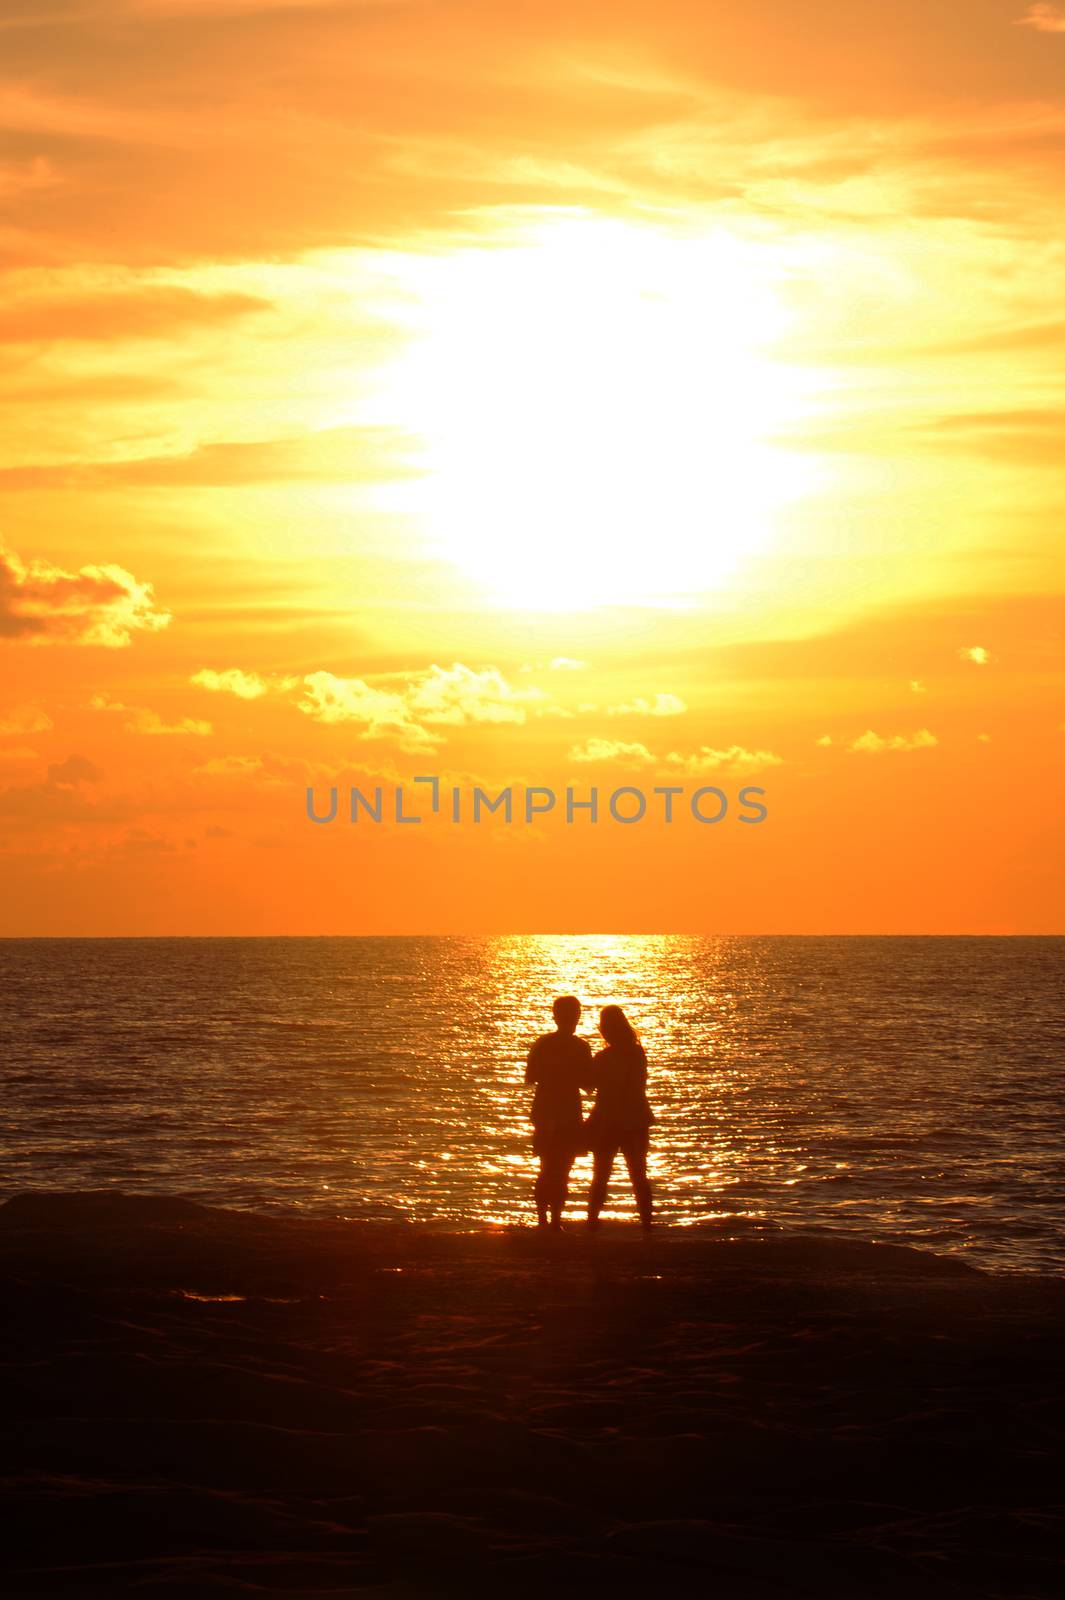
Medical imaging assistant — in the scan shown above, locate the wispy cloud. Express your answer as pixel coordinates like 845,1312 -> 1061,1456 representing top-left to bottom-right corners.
568,739 -> 781,774
849,728 -> 938,753
568,738 -> 655,766
1016,4 -> 1065,33
606,693 -> 686,717
664,744 -> 783,775
0,428 -> 419,491
90,693 -> 211,735
0,286 -> 270,344
191,667 -> 271,699
958,645 -> 993,665
0,703 -> 53,735
194,752 -> 314,787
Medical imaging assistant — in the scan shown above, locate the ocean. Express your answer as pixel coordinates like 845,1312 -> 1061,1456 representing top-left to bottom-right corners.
1,935 -> 1062,1273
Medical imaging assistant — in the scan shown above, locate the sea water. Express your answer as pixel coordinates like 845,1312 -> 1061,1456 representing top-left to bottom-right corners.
1,935 -> 1062,1273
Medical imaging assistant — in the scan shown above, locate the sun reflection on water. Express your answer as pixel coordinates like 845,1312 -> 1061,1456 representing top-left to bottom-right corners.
479,933 -> 782,1227
3,933 -> 1062,1271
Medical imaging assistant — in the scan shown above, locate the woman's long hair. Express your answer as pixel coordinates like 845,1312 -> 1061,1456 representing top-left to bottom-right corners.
599,1004 -> 646,1060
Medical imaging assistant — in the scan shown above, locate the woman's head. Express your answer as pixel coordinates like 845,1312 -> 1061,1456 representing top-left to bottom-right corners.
599,1004 -> 641,1051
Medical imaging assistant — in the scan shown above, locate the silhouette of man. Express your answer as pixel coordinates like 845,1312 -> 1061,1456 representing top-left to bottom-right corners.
524,995 -> 593,1229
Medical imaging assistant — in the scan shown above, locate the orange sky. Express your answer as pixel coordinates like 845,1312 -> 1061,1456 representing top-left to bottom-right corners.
1,0 -> 1062,934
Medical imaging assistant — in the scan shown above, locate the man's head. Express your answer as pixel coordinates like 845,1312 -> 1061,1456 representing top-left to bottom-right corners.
552,994 -> 581,1033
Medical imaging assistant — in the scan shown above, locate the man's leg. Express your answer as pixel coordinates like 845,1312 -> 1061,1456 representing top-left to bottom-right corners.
548,1151 -> 577,1229
623,1142 -> 652,1228
534,1159 -> 550,1227
588,1148 -> 616,1226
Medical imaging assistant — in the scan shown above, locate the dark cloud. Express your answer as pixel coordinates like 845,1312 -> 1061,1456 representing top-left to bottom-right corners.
0,539 -> 170,645
47,752 -> 102,785
0,750 -> 127,823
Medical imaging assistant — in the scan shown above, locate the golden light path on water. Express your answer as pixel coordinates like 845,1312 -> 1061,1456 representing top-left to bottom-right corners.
2,935 -> 1063,1271
472,935 -> 749,1228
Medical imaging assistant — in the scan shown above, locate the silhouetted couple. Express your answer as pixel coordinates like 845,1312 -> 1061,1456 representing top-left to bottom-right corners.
524,995 -> 654,1231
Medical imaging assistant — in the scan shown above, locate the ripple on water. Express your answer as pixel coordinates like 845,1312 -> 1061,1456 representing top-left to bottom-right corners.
1,935 -> 1063,1273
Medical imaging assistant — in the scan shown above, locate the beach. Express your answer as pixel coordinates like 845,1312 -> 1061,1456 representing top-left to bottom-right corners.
2,1193 -> 1062,1598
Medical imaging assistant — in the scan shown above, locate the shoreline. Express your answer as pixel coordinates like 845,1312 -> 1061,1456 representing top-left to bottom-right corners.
3,1191 -> 1063,1596
2,1187 -> 1055,1282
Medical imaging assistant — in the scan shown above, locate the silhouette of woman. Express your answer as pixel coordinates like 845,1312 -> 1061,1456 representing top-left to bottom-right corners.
585,1005 -> 654,1229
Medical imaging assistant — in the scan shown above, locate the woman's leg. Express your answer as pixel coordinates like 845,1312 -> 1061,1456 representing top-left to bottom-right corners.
587,1148 -> 616,1226
623,1142 -> 652,1228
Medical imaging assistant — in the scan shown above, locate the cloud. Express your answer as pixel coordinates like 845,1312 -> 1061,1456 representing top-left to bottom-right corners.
194,750 -> 323,787
549,657 -> 587,671
191,667 -> 270,699
0,286 -> 270,344
569,738 -> 655,766
815,734 -> 833,747
1016,4 -> 1065,33
299,663 -> 546,751
0,427 -> 419,491
907,406 -> 1065,466
407,663 -> 544,725
122,1 -> 375,13
195,755 -> 285,785
0,750 -> 111,821
910,680 -> 928,694
0,155 -> 61,201
0,703 -> 53,735
0,539 -> 169,647
3,0 -> 1065,280
48,753 -> 102,786
298,676 -> 437,751
115,827 -> 178,855
849,728 -> 938,753
664,744 -> 783,775
958,645 -> 993,665
606,693 -> 687,717
567,737 -> 781,772
90,693 -> 211,735
196,754 -> 268,777
926,319 -> 1065,356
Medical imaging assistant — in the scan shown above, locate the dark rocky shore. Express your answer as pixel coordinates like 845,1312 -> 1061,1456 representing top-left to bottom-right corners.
2,1192 -> 1063,1597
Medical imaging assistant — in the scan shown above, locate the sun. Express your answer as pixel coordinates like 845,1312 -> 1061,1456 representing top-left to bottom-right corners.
369,212 -> 822,610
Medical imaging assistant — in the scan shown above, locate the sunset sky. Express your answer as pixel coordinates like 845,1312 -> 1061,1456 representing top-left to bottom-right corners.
1,0 -> 1062,934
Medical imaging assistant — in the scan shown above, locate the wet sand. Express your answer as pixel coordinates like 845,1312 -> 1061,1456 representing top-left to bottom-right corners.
2,1192 -> 1063,1597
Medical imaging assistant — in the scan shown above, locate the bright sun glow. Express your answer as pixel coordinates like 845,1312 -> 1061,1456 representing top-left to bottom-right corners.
369,213 -> 823,609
